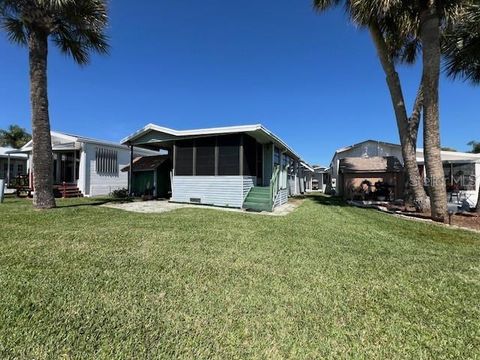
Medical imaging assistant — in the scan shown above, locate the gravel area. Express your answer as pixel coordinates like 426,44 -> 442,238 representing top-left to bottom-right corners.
103,199 -> 301,216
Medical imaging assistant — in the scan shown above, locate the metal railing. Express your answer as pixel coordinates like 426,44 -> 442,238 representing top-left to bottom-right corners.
269,165 -> 280,209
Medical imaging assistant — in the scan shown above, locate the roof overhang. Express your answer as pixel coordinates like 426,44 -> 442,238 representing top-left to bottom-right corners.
300,162 -> 315,172
1,149 -> 28,159
20,142 -> 82,153
121,123 -> 302,160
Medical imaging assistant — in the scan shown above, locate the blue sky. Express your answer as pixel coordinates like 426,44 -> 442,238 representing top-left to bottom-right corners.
0,0 -> 478,165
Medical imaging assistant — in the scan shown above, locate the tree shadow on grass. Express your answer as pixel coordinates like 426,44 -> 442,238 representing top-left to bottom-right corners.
55,197 -> 134,209
307,194 -> 348,207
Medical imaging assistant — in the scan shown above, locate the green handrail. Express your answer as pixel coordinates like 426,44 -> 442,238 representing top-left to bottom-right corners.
269,165 -> 280,209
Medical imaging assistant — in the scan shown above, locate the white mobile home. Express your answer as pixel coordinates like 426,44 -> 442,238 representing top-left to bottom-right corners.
122,124 -> 306,211
329,139 -> 480,208
0,147 -> 28,183
20,131 -> 155,197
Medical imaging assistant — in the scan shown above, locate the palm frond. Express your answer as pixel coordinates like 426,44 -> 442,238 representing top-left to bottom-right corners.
1,16 -> 27,44
312,0 -> 343,12
50,0 -> 109,64
1,0 -> 109,64
442,3 -> 480,84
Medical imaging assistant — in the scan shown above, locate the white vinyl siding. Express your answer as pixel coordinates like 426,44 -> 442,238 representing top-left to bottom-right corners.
243,176 -> 256,199
82,143 -> 153,197
274,188 -> 288,208
171,176 -> 256,208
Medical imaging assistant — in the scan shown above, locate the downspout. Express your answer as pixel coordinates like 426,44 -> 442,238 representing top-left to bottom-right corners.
80,144 -> 88,195
7,154 -> 11,185
128,143 -> 134,197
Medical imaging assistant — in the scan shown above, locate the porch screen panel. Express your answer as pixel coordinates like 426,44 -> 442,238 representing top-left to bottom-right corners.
256,143 -> 263,179
195,137 -> 215,176
175,140 -> 194,176
274,147 -> 281,166
218,134 -> 240,175
243,135 -> 257,176
453,163 -> 476,190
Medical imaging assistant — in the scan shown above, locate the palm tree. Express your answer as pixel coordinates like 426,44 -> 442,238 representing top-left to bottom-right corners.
418,0 -> 448,221
313,0 -> 430,212
467,141 -> 480,154
313,0 -> 479,221
443,3 -> 480,84
443,4 -> 480,214
0,124 -> 31,148
0,0 -> 109,209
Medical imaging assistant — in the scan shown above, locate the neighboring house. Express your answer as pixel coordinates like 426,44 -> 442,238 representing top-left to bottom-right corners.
339,156 -> 405,200
19,131 -> 155,197
121,124 -> 306,211
300,162 -> 315,192
329,139 -> 480,208
312,165 -> 330,193
0,147 -> 28,183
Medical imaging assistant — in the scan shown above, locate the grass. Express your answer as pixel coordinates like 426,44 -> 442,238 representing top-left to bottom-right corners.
0,194 -> 479,359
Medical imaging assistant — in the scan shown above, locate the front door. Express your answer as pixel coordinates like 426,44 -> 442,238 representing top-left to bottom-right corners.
54,152 -> 77,184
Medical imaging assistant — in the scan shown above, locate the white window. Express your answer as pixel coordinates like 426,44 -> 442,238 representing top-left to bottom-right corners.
95,147 -> 118,175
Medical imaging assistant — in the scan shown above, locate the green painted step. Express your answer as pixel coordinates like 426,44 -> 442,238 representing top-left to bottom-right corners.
247,195 -> 270,202
243,186 -> 272,212
243,201 -> 272,212
248,188 -> 270,194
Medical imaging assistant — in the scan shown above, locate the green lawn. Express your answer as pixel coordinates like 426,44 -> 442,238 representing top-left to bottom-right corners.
0,195 -> 479,359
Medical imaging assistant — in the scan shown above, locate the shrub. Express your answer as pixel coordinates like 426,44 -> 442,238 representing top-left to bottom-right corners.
111,188 -> 129,199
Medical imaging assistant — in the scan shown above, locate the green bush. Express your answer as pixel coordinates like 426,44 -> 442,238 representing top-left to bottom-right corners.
110,188 -> 129,199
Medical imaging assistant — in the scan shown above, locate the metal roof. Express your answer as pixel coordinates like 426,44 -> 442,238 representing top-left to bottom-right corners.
331,139 -> 480,166
0,147 -> 28,159
20,131 -> 158,154
121,155 -> 170,172
121,123 -> 302,160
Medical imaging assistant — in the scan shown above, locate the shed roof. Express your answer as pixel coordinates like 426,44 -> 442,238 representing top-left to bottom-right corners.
340,156 -> 403,173
121,155 -> 170,172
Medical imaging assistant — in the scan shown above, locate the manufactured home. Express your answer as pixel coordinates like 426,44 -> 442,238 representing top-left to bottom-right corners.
0,147 -> 28,183
299,162 -> 315,192
19,131 -> 155,197
329,140 -> 480,208
122,124 -> 307,211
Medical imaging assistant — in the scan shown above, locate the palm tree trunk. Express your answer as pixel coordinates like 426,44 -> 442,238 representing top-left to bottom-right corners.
28,30 -> 56,209
369,24 -> 430,211
420,4 -> 447,222
476,185 -> 480,214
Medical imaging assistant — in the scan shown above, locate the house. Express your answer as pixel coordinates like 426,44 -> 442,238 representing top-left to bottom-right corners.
0,147 -> 28,183
19,131 -> 155,197
300,162 -> 315,192
121,124 -> 306,211
312,165 -> 330,192
339,156 -> 405,200
329,139 -> 480,208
